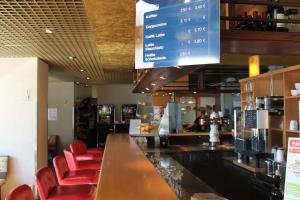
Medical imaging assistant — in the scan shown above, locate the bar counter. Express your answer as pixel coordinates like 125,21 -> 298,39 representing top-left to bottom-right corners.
95,134 -> 179,200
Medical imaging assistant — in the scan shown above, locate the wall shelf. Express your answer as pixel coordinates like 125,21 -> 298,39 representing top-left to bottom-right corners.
221,0 -> 300,7
240,64 -> 300,149
285,96 -> 300,99
285,130 -> 300,134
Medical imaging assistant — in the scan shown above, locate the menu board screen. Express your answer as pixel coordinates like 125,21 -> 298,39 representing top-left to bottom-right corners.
135,0 -> 220,69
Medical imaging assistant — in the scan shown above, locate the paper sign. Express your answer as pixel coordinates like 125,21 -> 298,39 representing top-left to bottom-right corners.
48,108 -> 58,121
284,138 -> 300,200
129,119 -> 142,134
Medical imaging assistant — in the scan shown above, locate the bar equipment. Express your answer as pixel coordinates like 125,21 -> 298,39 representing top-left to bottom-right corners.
121,104 -> 137,123
98,104 -> 115,146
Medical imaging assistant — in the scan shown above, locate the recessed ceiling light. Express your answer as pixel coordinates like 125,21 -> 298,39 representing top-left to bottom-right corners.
86,77 -> 90,80
193,91 -> 197,94
45,28 -> 53,34
68,56 -> 76,60
151,83 -> 156,86
80,69 -> 84,72
145,87 -> 150,91
168,93 -> 172,95
141,91 -> 145,94
160,76 -> 166,80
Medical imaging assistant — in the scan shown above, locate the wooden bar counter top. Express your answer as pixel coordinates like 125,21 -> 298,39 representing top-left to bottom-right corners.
95,134 -> 178,200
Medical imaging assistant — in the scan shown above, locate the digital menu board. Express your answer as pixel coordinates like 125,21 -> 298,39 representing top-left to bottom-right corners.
135,0 -> 220,69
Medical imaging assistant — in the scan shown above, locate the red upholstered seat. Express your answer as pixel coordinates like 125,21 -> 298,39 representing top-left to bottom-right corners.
64,150 -> 101,171
70,140 -> 103,161
53,156 -> 99,186
5,184 -> 34,200
36,167 -> 95,200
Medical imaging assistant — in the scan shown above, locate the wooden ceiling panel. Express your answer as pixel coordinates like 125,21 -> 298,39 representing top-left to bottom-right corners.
84,0 -> 135,71
0,0 -> 133,83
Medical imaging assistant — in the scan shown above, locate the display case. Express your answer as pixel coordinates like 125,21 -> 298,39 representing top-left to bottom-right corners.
121,104 -> 137,123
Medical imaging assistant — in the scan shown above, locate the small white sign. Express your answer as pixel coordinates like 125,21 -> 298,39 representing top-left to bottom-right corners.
284,138 -> 300,200
48,108 -> 58,121
129,119 -> 141,134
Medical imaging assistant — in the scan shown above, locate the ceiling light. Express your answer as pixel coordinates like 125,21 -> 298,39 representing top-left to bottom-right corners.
193,91 -> 197,94
145,87 -> 150,91
160,76 -> 166,80
75,81 -> 80,85
151,83 -> 156,86
141,91 -> 145,94
80,69 -> 84,72
68,56 -> 76,60
85,84 -> 89,87
86,77 -> 90,80
45,28 -> 53,34
168,93 -> 172,95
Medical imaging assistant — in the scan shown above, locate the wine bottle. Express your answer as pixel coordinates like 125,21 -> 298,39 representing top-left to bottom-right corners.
269,170 -> 283,200
266,0 -> 275,31
252,11 -> 262,31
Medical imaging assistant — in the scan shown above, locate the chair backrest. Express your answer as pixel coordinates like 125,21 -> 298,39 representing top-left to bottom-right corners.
53,155 -> 69,182
70,140 -> 87,155
35,167 -> 57,200
63,150 -> 78,171
5,184 -> 34,200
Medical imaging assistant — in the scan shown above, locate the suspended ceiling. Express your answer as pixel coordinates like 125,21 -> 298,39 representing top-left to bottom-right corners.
0,0 -> 133,83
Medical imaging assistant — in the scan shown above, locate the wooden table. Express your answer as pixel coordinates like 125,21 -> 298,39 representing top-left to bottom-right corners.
95,134 -> 178,200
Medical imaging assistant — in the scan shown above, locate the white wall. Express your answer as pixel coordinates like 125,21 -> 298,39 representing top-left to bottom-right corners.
74,85 -> 91,99
94,84 -> 150,121
48,82 -> 74,154
0,58 -> 48,199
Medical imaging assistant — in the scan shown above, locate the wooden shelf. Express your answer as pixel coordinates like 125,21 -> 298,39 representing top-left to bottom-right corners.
270,128 -> 283,132
285,96 -> 300,99
221,16 -> 300,24
221,0 -> 300,7
285,130 -> 300,134
241,91 -> 253,94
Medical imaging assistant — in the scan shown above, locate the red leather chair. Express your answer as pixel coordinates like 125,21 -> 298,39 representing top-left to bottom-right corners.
53,156 -> 99,186
36,167 -> 95,200
64,150 -> 101,171
70,140 -> 103,161
5,184 -> 34,200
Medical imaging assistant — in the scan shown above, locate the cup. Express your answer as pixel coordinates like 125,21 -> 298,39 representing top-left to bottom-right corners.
276,148 -> 285,163
290,120 -> 298,131
291,90 -> 298,96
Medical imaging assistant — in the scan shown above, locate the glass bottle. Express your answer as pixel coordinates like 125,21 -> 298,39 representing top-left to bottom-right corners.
269,170 -> 284,200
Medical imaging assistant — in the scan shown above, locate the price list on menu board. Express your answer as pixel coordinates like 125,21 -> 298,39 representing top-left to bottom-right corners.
142,0 -> 220,68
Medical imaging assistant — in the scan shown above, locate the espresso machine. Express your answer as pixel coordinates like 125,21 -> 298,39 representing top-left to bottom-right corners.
234,109 -> 271,167
234,96 -> 284,168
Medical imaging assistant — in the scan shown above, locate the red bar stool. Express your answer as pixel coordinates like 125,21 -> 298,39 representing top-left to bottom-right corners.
5,184 -> 34,200
64,150 -> 101,171
53,156 -> 99,186
70,140 -> 103,161
36,167 -> 95,200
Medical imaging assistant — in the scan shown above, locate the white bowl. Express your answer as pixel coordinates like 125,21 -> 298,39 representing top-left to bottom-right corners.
295,83 -> 300,90
291,90 -> 298,96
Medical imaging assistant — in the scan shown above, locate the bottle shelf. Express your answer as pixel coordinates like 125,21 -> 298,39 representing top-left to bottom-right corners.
221,0 -> 300,7
221,16 -> 300,24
